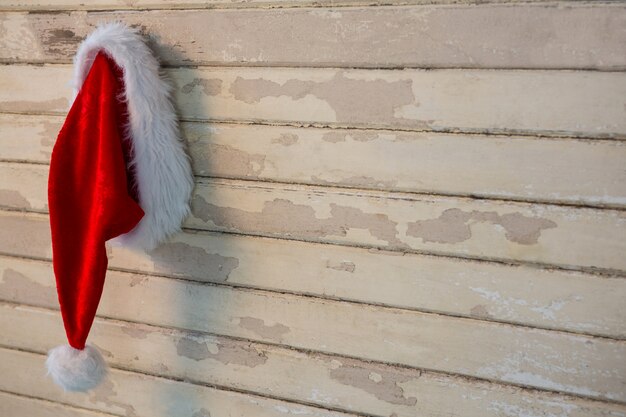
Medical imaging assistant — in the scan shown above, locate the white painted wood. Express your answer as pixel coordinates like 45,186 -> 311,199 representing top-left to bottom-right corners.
2,65 -> 625,137
3,163 -> 625,272
3,114 -> 626,208
0,348 -> 355,417
2,304 -> 626,417
2,4 -> 625,69
1,257 -> 624,401
2,210 -> 625,339
0,391 -> 118,417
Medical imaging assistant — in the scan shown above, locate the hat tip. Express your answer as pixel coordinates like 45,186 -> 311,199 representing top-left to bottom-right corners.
46,344 -> 108,392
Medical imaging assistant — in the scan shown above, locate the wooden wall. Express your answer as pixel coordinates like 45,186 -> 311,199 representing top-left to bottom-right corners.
1,1 -> 625,416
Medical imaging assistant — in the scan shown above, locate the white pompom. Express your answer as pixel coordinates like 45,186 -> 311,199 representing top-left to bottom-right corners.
46,344 -> 108,392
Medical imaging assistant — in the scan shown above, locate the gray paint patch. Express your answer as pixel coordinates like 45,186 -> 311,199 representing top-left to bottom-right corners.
238,316 -> 290,341
149,241 -> 239,282
326,260 -> 355,273
121,324 -> 151,339
407,208 -> 557,245
0,268 -> 56,307
192,409 -> 211,417
470,304 -> 492,319
202,143 -> 266,178
181,78 -> 223,95
271,133 -> 299,146
329,360 -> 419,406
0,190 -> 31,209
176,335 -> 268,367
42,28 -> 84,56
89,378 -> 138,417
191,195 -> 404,247
229,72 -> 415,125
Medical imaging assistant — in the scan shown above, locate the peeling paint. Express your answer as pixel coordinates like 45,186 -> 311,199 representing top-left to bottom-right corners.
176,335 -> 268,367
325,260 -> 355,273
121,324 -> 150,339
149,241 -> 239,282
321,130 -> 380,143
329,361 -> 418,406
271,133 -> 299,146
42,28 -> 84,55
0,190 -> 31,209
192,409 -> 211,417
203,143 -> 266,178
191,195 -> 404,246
181,78 -> 223,95
470,304 -> 492,319
407,208 -> 557,245
237,316 -> 290,341
0,268 -> 55,307
229,72 -> 415,124
89,378 -> 138,417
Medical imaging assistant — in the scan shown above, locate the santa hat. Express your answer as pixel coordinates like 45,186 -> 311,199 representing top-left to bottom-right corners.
45,22 -> 194,391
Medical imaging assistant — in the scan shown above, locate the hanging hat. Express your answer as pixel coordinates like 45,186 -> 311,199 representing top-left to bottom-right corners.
46,22 -> 194,392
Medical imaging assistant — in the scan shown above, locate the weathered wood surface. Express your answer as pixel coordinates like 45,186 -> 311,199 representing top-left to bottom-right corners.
2,65 -> 626,137
3,114 -> 626,208
0,349 -> 356,417
0,391 -> 117,417
3,163 -> 625,272
0,0 -> 592,11
1,257 -> 625,401
2,304 -> 626,417
2,4 -> 625,69
2,211 -> 625,339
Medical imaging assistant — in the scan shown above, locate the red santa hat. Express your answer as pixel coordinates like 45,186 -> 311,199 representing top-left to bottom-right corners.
45,22 -> 194,391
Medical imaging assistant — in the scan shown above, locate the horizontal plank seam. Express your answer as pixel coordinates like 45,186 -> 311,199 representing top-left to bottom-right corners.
1,205 -> 624,279
0,0 -> 623,12
0,388 -> 119,417
1,109 -> 625,140
2,59 -> 626,72
187,224 -> 626,278
2,302 -> 625,408
6,112 -> 626,144
1,251 -> 624,340
0,345 -> 371,417
3,60 -> 626,73
2,159 -> 625,210
2,254 -> 625,343
5,159 -> 626,213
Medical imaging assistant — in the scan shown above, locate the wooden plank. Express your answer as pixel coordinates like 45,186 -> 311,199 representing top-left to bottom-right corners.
0,391 -> 117,417
0,0 -> 586,11
1,210 -> 625,339
4,114 -> 626,208
0,349 -> 354,417
2,4 -> 625,69
2,65 -> 625,137
2,304 -> 626,417
1,257 -> 624,402
3,163 -> 625,272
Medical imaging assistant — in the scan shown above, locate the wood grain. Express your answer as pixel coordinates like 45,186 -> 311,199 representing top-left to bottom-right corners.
1,256 -> 625,401
2,65 -> 625,137
1,210 -> 624,339
3,114 -> 626,208
0,0 -> 592,11
3,163 -> 625,272
2,304 -> 626,417
0,391 -> 118,417
0,349 -> 355,417
2,4 -> 625,69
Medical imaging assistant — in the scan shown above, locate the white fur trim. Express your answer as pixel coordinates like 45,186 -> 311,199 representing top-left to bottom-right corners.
72,22 -> 193,251
46,344 -> 107,392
